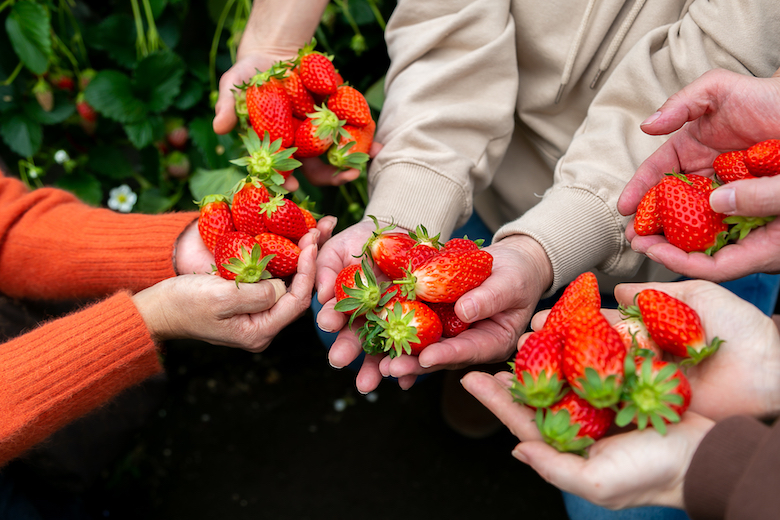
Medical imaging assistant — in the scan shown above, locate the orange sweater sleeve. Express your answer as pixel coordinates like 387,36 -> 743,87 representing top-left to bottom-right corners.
0,176 -> 198,300
0,292 -> 162,466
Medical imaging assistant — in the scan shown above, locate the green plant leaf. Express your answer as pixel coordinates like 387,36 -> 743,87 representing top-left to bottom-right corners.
85,70 -> 148,124
124,115 -> 164,149
0,85 -> 16,112
6,1 -> 52,75
137,187 -> 181,214
173,80 -> 204,110
87,145 -> 135,180
85,14 -> 137,70
364,75 -> 385,111
55,173 -> 102,206
189,116 -> 229,169
189,166 -> 245,201
132,51 -> 186,113
0,111 -> 42,157
23,94 -> 75,125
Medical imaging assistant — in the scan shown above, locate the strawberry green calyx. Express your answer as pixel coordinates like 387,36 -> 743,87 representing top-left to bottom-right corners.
574,367 -> 623,409
307,104 -> 349,144
535,408 -> 594,457
361,214 -> 398,255
366,301 -> 420,358
221,244 -> 275,287
243,62 -> 288,89
408,224 -> 442,249
231,129 -> 300,188
509,366 -> 569,409
681,337 -> 724,366
724,215 -> 777,241
327,140 -> 369,171
194,193 -> 230,208
616,358 -> 687,435
334,258 -> 390,323
294,38 -> 333,65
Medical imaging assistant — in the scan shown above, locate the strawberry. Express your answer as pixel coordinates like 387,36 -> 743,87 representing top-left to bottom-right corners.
327,119 -> 375,171
616,357 -> 691,435
296,40 -> 339,96
254,232 -> 300,277
660,173 -> 728,254
280,66 -> 316,119
363,300 -> 443,357
231,129 -> 301,187
406,244 -> 440,273
562,305 -> 626,409
259,194 -> 309,242
744,139 -> 780,177
634,182 -> 663,236
395,248 -> 493,303
442,236 -> 484,253
327,85 -> 372,127
165,151 -> 191,179
33,78 -> 53,112
535,392 -> 616,456
244,65 -> 295,148
165,119 -> 189,150
510,328 -> 568,408
428,301 -> 470,338
76,92 -> 97,123
301,208 -> 317,229
213,231 -> 275,285
363,217 -> 419,279
632,288 -> 722,365
543,271 -> 601,338
713,149 -> 755,183
293,105 -> 347,158
334,258 -> 391,319
196,194 -> 235,254
612,315 -> 662,359
231,176 -> 270,235
48,71 -> 74,91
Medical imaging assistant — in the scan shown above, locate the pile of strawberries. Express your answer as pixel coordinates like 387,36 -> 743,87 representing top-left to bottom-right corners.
333,217 -> 493,358
511,272 -> 721,456
634,138 -> 780,254
235,39 -> 376,173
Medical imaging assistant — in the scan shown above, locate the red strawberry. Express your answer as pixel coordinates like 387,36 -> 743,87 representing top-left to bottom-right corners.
196,194 -> 235,254
254,232 -> 301,277
428,301 -> 470,338
713,149 -> 755,183
535,392 -> 616,456
634,182 -> 663,236
364,300 -> 443,357
327,85 -> 372,127
231,176 -> 270,235
396,248 -> 493,303
442,236 -> 484,253
660,173 -> 728,254
244,65 -> 295,148
327,119 -> 375,171
510,329 -> 568,408
213,231 -> 274,285
406,244 -> 439,272
543,272 -> 601,338
296,40 -> 339,96
281,67 -> 316,119
259,194 -> 309,242
562,305 -> 626,409
49,71 -> 75,91
334,259 -> 391,319
616,357 -> 691,435
363,217 -> 419,279
232,129 -> 301,186
632,288 -> 722,365
293,105 -> 346,158
744,139 -> 780,177
301,208 -> 317,229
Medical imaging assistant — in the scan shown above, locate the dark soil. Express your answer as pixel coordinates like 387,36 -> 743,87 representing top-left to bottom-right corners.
5,301 -> 568,520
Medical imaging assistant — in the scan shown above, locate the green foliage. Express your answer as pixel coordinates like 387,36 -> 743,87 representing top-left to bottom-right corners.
0,0 -> 391,225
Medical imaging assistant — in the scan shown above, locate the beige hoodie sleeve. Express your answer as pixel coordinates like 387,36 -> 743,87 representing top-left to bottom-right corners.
495,1 -> 780,294
363,0 -> 518,238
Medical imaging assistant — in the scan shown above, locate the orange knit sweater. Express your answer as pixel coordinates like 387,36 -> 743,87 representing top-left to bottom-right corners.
0,176 -> 198,466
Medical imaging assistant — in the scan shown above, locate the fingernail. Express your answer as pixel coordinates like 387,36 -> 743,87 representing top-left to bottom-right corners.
513,447 -> 529,463
710,187 -> 737,214
641,111 -> 661,126
645,250 -> 658,262
328,360 -> 343,370
460,298 -> 477,322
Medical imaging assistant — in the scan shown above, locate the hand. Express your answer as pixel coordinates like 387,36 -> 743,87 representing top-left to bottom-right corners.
135,230 -> 319,353
462,369 -> 713,511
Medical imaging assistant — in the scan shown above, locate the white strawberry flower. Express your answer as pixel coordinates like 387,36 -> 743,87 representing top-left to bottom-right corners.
54,149 -> 70,164
108,184 -> 137,213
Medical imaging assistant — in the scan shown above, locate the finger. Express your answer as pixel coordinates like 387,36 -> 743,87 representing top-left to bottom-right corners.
617,146 -> 680,216
327,328 -> 364,369
460,371 -> 540,440
513,441 -> 590,493
315,216 -> 338,247
356,353 -> 384,394
628,233 -> 670,255
385,353 -> 428,379
298,158 -> 345,186
416,319 -> 517,370
710,176 -> 780,216
315,297 -> 348,334
281,175 -> 300,192
213,79 -> 239,135
397,374 -> 418,390
230,278 -> 287,314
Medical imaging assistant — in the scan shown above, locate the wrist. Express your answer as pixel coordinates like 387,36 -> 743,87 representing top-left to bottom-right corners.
497,234 -> 554,297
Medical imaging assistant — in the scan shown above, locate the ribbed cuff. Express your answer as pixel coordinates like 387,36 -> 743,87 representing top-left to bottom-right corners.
0,292 -> 161,466
365,160 -> 470,239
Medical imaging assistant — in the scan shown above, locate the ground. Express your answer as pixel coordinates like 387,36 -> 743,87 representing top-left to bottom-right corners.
6,301 -> 569,520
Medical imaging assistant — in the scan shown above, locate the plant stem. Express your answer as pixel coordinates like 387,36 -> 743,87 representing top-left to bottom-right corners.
2,62 -> 23,86
130,0 -> 148,57
0,0 -> 14,16
210,0 -> 236,92
366,0 -> 386,30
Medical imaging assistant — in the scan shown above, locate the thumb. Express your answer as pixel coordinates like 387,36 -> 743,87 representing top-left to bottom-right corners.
709,176 -> 780,216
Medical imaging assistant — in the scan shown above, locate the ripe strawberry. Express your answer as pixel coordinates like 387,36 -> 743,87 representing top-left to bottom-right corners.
301,208 -> 317,229
254,232 -> 300,277
76,93 -> 97,123
535,392 -> 616,456
406,244 -> 440,272
196,194 -> 235,254
244,65 -> 295,148
327,119 -> 375,171
744,139 -> 780,177
428,301 -> 470,338
562,305 -> 626,409
364,300 -> 443,357
213,231 -> 274,285
442,236 -> 484,253
48,71 -> 74,91
632,288 -> 722,365
634,182 -> 663,236
510,329 -> 568,408
660,173 -> 728,254
713,149 -> 755,183
616,357 -> 691,435
296,40 -> 339,96
231,129 -> 301,187
334,258 -> 390,319
543,272 -> 601,338
259,194 -> 309,242
280,66 -> 316,119
327,85 -> 372,127
396,248 -> 493,303
363,217 -> 419,280
293,105 -> 347,158
231,176 -> 270,235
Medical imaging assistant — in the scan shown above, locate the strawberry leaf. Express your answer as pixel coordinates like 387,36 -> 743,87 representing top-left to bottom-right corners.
132,51 -> 186,113
6,1 -> 52,75
0,111 -> 42,157
85,70 -> 148,124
